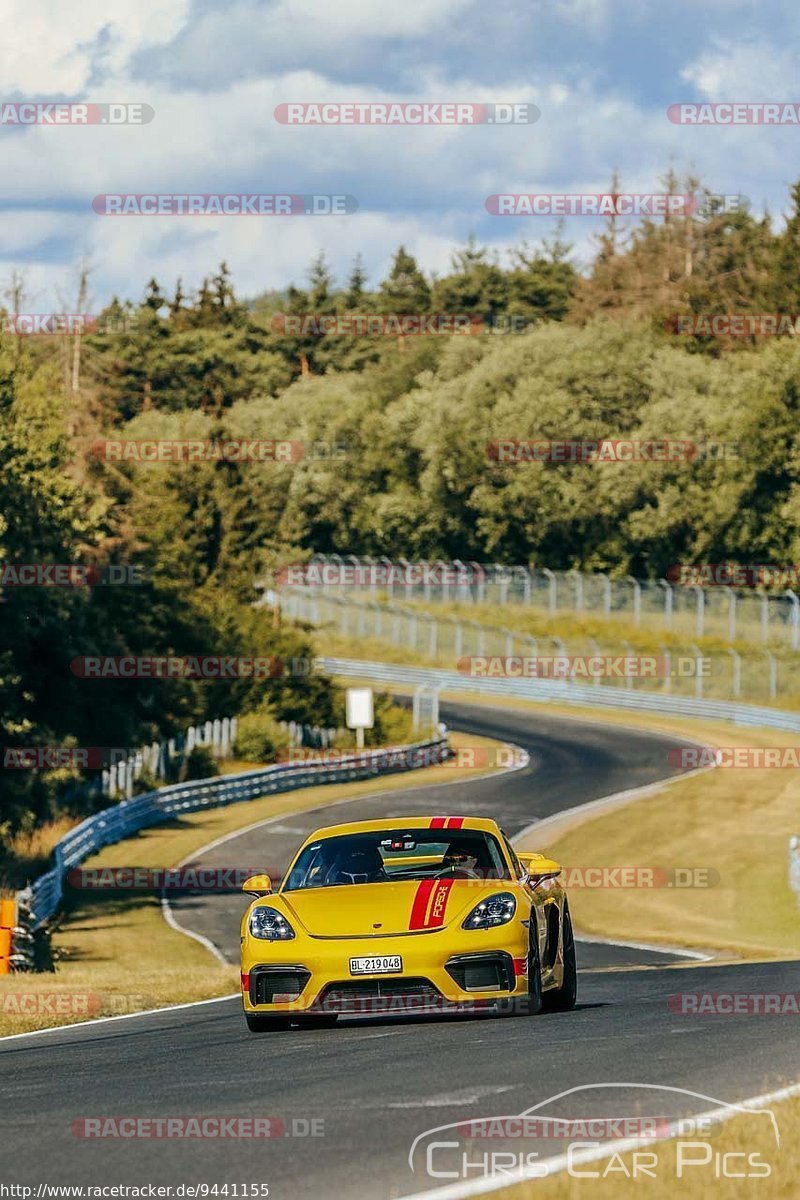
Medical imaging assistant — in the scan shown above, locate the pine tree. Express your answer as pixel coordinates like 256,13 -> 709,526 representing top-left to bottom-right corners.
345,254 -> 368,308
771,182 -> 800,311
379,246 -> 430,312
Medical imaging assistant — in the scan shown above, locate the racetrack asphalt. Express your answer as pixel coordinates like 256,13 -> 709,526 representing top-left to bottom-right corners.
2,700 -> 798,1199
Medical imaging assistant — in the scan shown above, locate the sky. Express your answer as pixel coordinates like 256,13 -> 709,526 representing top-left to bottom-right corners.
1,0 -> 798,312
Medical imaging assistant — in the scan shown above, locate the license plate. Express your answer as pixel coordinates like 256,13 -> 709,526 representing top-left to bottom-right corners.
349,955 -> 403,975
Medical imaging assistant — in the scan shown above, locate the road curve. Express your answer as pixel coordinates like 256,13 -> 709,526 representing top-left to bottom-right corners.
2,700 -> 798,1200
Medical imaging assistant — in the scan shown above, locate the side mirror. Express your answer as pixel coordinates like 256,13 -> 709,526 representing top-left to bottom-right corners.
242,873 -> 272,896
518,853 -> 561,887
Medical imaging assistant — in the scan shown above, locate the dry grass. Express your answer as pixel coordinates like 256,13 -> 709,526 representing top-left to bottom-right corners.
1,817 -> 77,892
518,721 -> 800,960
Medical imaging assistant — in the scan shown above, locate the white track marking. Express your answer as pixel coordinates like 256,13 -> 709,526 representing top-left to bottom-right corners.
0,993 -> 239,1045
575,933 -> 712,961
388,1086 -> 516,1109
159,893 -> 230,966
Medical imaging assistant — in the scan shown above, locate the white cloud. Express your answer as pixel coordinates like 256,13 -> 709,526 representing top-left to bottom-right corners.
271,0 -> 471,38
680,39 -> 799,99
0,1 -> 190,92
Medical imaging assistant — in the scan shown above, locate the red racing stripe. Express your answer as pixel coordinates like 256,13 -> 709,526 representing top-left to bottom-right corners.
426,878 -> 455,927
445,817 -> 465,829
409,879 -> 436,929
429,816 -> 447,829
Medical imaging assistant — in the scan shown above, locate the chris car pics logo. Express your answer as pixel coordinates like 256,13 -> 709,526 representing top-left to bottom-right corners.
408,1083 -> 778,1182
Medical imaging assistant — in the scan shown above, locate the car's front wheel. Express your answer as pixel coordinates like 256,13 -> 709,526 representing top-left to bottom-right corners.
496,931 -> 542,1017
542,902 -> 577,1012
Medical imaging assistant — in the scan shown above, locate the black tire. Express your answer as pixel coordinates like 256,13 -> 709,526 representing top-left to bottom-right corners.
495,929 -> 542,1017
542,902 -> 577,1012
245,1012 -> 292,1032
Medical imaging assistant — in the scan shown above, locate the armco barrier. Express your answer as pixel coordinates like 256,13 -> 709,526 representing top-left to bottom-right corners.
14,734 -> 449,938
316,657 -> 800,734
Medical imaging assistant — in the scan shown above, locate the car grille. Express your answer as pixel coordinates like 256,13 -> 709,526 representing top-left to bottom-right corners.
445,953 -> 515,992
314,978 -> 444,1013
250,967 -> 311,1005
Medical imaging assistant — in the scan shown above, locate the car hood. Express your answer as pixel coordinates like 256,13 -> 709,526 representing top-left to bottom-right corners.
278,878 -> 487,937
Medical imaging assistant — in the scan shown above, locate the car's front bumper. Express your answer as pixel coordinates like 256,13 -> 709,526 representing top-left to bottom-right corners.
241,924 -> 530,1016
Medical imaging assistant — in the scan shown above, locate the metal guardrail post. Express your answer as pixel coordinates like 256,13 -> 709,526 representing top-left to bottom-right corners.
599,573 -> 611,619
541,568 -> 557,615
760,590 -> 769,646
690,644 -> 704,698
625,576 -> 641,627
786,590 -> 800,651
688,584 -> 705,638
726,648 -> 741,699
720,585 -> 737,643
568,569 -> 583,613
658,578 -> 673,631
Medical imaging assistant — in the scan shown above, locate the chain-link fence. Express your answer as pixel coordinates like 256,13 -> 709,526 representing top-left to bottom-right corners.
264,554 -> 800,650
277,589 -> 799,707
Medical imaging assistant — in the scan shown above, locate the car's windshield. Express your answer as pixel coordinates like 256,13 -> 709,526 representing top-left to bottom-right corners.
282,829 -> 511,891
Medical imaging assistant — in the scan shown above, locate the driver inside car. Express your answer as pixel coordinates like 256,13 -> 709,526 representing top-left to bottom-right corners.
327,843 -> 388,885
440,838 -> 484,876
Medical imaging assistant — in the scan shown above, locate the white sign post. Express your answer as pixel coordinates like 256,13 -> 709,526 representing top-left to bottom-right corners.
346,687 -> 374,750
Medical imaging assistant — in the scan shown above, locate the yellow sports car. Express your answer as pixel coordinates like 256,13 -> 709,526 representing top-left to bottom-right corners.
240,815 -> 576,1031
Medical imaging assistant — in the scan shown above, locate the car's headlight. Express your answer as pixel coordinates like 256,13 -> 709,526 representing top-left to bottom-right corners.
249,906 -> 296,940
462,892 -> 517,930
